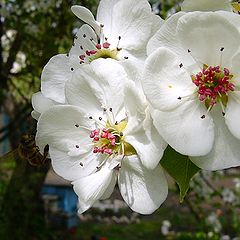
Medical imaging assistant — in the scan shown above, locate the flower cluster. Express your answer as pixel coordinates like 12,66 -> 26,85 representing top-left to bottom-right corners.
32,0 -> 240,214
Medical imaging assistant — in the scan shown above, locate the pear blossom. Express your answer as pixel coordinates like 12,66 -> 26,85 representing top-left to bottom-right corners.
143,12 -> 240,170
41,0 -> 163,104
36,58 -> 167,214
181,0 -> 232,12
70,0 -> 163,63
31,92 -> 58,120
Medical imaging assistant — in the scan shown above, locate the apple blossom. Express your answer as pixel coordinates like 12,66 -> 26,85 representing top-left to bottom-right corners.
36,58 -> 167,214
143,12 -> 240,170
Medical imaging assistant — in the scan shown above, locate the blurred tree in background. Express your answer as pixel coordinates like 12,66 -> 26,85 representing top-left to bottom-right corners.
0,1 -> 181,239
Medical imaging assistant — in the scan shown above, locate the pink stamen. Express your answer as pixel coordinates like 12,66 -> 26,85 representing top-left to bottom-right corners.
90,50 -> 97,55
94,137 -> 100,141
103,149 -> 113,155
93,147 -> 99,153
192,65 -> 234,107
96,44 -> 101,49
101,132 -> 108,138
90,127 -> 118,155
103,42 -> 111,49
86,50 -> 91,56
79,55 -> 85,60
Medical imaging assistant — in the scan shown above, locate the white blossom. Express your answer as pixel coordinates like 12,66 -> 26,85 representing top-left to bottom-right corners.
143,12 -> 240,170
41,0 -> 163,104
36,58 -> 167,214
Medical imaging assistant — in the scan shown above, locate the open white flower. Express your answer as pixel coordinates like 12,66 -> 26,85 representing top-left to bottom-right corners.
41,0 -> 163,104
181,0 -> 232,12
36,58 -> 167,214
143,12 -> 240,170
71,0 -> 163,62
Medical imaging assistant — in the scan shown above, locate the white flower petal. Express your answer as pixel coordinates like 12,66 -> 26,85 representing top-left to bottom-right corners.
32,92 -> 57,118
181,0 -> 232,12
41,54 -> 79,103
216,11 -> 240,32
150,14 -> 164,36
143,47 -> 196,111
50,147 -> 100,181
118,155 -> 168,214
31,110 -> 40,120
231,53 -> 240,85
66,58 -> 127,117
148,12 -> 240,70
177,12 -> 240,68
147,12 -> 185,56
100,172 -> 117,200
36,105 -> 93,152
97,0 -> 153,50
119,53 -> 146,93
225,91 -> 240,139
65,68 -> 104,119
96,0 -> 118,30
71,5 -> 101,35
152,99 -> 215,156
73,165 -> 116,214
70,24 -> 98,56
123,81 -> 147,134
191,107 -> 240,170
124,83 -> 166,169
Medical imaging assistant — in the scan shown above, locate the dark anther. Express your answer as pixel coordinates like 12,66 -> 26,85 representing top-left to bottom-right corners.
66,53 -> 69,57
79,162 -> 83,167
80,45 -> 83,50
220,47 -> 224,52
222,112 -> 226,116
83,34 -> 86,38
115,121 -> 118,125
90,38 -> 93,41
179,63 -> 183,68
100,24 -> 104,28
201,115 -> 206,119
177,96 -> 182,100
99,117 -> 102,121
74,35 -> 78,39
75,124 -> 79,127
124,56 -> 129,59
71,67 -> 74,71
76,145 -> 80,148
120,132 -> 123,136
103,108 -> 107,112
89,116 -> 93,119
105,37 -> 108,41
187,49 -> 191,53
117,47 -> 122,51
118,36 -> 121,40
109,108 -> 112,112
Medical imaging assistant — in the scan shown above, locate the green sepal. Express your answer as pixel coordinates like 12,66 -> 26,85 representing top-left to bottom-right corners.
160,146 -> 200,202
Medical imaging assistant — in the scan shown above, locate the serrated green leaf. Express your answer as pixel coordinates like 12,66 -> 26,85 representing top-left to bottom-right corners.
161,146 -> 200,202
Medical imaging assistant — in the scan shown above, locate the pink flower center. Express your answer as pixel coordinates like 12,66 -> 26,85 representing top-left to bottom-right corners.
192,65 -> 235,108
90,128 -> 120,155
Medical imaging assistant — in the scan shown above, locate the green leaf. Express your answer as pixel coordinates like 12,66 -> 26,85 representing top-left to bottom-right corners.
161,146 -> 200,202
